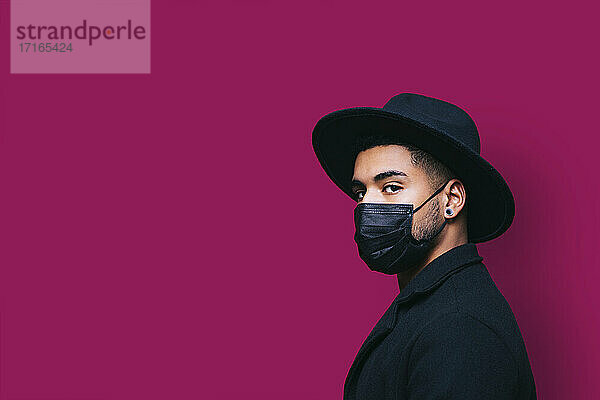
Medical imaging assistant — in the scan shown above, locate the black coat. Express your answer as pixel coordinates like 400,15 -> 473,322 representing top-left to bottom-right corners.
344,243 -> 537,400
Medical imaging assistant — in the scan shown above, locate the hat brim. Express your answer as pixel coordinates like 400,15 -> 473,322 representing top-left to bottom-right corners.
311,107 -> 515,243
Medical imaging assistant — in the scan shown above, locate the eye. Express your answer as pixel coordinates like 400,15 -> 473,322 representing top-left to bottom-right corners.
383,184 -> 402,194
355,191 -> 365,202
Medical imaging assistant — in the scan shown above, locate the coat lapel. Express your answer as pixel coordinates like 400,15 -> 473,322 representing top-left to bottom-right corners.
343,300 -> 400,400
343,325 -> 393,400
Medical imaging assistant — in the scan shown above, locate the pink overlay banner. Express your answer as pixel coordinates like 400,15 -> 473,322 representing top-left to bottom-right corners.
11,0 -> 150,73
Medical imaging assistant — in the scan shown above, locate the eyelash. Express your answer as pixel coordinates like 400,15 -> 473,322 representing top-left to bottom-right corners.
353,184 -> 403,200
383,184 -> 402,193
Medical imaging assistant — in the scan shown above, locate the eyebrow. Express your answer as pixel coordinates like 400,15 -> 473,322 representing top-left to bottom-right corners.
351,170 -> 408,188
374,170 -> 407,182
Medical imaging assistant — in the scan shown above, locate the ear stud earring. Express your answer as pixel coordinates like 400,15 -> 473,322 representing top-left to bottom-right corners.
445,208 -> 454,216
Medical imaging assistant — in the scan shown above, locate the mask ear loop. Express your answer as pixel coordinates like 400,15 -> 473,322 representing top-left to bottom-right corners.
413,178 -> 453,214
410,178 -> 455,245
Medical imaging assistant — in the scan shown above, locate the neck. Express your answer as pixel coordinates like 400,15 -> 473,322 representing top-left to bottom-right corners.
396,229 -> 468,292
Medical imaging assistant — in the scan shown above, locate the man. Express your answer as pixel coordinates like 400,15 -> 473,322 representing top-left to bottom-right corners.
311,93 -> 536,399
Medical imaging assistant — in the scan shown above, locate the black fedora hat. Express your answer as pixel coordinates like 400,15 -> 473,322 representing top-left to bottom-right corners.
311,92 -> 515,243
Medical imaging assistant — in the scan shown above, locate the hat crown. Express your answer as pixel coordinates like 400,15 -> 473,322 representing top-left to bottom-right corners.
382,93 -> 481,154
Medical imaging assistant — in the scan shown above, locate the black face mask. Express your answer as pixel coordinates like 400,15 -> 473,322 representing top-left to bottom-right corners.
353,180 -> 451,275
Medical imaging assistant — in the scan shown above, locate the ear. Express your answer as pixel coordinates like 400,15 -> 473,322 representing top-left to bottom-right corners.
443,179 -> 466,219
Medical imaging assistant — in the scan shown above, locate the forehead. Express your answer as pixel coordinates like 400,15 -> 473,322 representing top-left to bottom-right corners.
353,145 -> 417,179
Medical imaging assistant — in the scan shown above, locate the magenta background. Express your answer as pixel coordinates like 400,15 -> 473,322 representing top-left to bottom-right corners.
0,0 -> 598,399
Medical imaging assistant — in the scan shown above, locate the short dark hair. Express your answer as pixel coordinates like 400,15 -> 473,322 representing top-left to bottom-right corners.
353,134 -> 456,191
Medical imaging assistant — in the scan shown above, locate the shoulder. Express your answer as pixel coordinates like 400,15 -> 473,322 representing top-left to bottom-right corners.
408,311 -> 518,378
406,311 -> 519,398
411,311 -> 514,355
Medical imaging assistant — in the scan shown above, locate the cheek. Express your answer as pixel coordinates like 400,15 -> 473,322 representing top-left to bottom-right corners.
360,187 -> 383,202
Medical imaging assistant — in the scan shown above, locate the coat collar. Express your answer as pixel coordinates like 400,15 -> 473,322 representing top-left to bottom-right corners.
386,242 -> 483,328
396,243 -> 483,301
343,242 -> 484,400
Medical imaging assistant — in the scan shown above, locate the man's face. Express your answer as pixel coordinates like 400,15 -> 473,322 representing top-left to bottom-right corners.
351,144 -> 445,241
